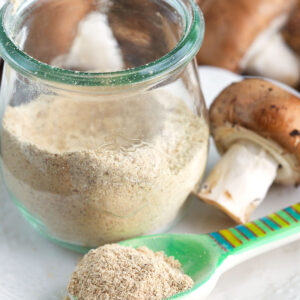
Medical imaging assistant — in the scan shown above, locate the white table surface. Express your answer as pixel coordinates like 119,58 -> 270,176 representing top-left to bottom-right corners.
0,66 -> 299,300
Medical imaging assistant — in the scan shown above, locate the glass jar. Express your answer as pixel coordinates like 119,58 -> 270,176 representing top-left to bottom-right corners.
0,0 -> 208,252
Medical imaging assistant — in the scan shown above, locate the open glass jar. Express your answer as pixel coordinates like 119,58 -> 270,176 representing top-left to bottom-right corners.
0,0 -> 208,252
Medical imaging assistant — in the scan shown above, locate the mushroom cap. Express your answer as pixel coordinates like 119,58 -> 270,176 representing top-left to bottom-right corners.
24,0 -> 95,64
283,0 -> 300,55
210,78 -> 300,183
197,0 -> 296,72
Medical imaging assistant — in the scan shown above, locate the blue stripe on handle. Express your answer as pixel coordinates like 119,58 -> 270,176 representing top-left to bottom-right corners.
210,232 -> 234,251
285,207 -> 300,221
261,217 -> 281,230
236,224 -> 256,239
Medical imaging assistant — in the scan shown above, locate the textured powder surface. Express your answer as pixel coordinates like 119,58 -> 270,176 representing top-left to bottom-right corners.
68,244 -> 194,300
1,89 -> 208,246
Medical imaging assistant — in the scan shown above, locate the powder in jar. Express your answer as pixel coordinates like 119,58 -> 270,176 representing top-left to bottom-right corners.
68,244 -> 194,300
1,86 -> 208,246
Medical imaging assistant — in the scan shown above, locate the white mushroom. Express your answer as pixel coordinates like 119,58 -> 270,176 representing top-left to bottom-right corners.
22,0 -> 95,64
51,12 -> 124,72
241,17 -> 300,87
197,0 -> 300,87
197,78 -> 300,223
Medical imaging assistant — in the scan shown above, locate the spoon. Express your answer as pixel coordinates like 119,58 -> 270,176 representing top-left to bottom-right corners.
118,203 -> 300,299
70,203 -> 300,300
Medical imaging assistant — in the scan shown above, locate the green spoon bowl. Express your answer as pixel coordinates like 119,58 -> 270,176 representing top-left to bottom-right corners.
120,233 -> 224,299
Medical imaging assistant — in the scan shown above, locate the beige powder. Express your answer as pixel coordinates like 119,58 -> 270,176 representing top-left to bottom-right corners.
1,89 -> 208,246
68,244 -> 194,300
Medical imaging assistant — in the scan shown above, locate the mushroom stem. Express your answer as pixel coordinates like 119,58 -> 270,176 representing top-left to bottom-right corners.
51,13 -> 124,72
243,32 -> 300,87
198,141 -> 278,223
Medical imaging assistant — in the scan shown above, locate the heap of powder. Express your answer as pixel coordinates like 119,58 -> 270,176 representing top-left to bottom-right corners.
68,244 -> 194,300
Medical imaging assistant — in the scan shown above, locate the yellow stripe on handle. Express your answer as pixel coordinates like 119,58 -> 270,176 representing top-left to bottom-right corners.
269,213 -> 289,228
294,204 -> 300,213
209,203 -> 300,254
245,223 -> 265,237
219,229 -> 242,247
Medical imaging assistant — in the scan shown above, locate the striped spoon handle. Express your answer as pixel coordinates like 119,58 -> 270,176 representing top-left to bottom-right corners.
209,203 -> 300,265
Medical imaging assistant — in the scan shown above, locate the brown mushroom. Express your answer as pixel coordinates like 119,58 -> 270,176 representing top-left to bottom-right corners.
197,78 -> 300,223
23,0 -> 95,65
283,0 -> 300,56
197,0 -> 300,87
50,11 -> 124,72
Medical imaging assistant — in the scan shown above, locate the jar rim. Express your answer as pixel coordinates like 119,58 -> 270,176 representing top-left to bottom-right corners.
0,0 -> 204,87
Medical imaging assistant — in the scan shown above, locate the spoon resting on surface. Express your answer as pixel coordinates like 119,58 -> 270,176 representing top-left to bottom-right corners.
117,203 -> 300,300
70,203 -> 300,299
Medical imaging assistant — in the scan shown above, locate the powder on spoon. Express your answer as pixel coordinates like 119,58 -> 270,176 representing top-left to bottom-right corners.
68,244 -> 194,300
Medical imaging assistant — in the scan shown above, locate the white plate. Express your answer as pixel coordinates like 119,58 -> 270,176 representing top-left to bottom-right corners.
0,66 -> 299,300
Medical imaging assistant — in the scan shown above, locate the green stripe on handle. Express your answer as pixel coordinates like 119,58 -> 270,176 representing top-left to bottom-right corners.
209,203 -> 300,255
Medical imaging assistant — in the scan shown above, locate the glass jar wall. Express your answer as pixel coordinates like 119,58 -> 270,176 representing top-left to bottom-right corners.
0,0 -> 208,252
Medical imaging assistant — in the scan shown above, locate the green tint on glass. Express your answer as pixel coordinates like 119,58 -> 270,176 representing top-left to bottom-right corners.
0,0 -> 204,86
